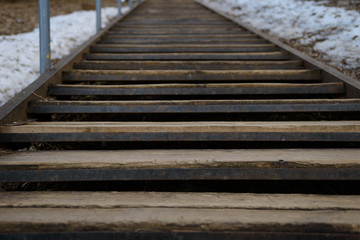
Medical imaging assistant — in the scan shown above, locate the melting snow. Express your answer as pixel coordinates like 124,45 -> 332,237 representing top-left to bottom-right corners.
0,7 -> 128,106
199,0 -> 360,68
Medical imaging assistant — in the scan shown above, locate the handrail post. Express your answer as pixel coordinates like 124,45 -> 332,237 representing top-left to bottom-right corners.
38,0 -> 51,75
96,0 -> 102,33
117,0 -> 122,16
129,0 -> 132,9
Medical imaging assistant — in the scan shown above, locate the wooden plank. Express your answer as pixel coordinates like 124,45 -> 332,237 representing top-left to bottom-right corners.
1,192 -> 360,210
2,149 -> 360,169
111,26 -> 243,30
90,44 -> 277,53
83,52 -> 289,61
3,121 -> 360,133
1,150 -> 360,181
74,60 -> 304,70
48,83 -> 344,96
104,33 -> 257,38
106,29 -> 247,34
1,121 -> 360,143
1,231 -> 358,240
98,39 -> 267,44
0,207 -> 359,233
62,69 -> 320,82
100,37 -> 264,43
28,99 -> 359,114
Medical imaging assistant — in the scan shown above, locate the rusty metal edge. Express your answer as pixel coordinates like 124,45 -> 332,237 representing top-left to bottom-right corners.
194,0 -> 360,96
0,1 -> 146,124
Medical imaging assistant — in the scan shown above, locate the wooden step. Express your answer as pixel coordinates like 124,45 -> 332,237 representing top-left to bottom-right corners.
101,36 -> 263,42
48,83 -> 343,97
1,149 -> 360,181
28,99 -> 359,114
104,33 -> 257,38
98,39 -> 267,44
116,21 -> 234,25
1,121 -> 360,143
84,52 -> 289,61
90,44 -> 277,53
106,29 -> 247,34
113,24 -> 240,29
74,60 -> 304,70
2,191 -> 360,210
111,26 -> 243,30
62,69 -> 320,83
0,192 -> 359,236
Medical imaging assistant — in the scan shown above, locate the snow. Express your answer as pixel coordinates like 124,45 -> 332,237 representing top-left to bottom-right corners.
199,0 -> 360,68
0,7 -> 129,106
1,1 -> 359,107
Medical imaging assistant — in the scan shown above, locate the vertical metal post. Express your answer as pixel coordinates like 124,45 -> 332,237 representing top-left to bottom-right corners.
96,0 -> 102,33
135,0 -> 138,5
39,0 -> 51,75
129,0 -> 132,9
117,0 -> 122,16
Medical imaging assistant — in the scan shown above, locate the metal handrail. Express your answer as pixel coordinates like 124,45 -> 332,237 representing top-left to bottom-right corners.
38,0 -> 134,75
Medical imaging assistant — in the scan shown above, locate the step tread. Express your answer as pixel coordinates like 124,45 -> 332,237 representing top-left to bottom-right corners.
83,52 -> 289,61
1,149 -> 360,169
49,82 -> 343,96
74,60 -> 304,70
28,98 -> 359,113
2,121 -> 360,133
0,206 -> 359,233
0,191 -> 359,210
63,69 -> 321,81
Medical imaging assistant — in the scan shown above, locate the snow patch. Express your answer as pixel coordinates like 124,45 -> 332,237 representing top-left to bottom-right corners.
0,7 -> 128,106
200,0 -> 360,69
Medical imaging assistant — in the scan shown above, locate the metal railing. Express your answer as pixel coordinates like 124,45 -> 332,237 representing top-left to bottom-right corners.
38,0 -> 135,75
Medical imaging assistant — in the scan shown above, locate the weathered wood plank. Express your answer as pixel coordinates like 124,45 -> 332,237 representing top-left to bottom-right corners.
28,99 -> 359,114
98,39 -> 267,44
1,149 -> 360,181
104,33 -> 257,38
48,83 -> 343,96
74,60 -> 304,70
1,149 -> 360,169
1,231 -> 358,240
3,121 -> 360,133
100,37 -> 264,44
62,69 -> 320,82
83,52 -> 289,61
90,44 -> 277,53
106,29 -> 247,34
1,121 -> 360,143
0,192 -> 359,210
0,207 -> 359,233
